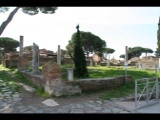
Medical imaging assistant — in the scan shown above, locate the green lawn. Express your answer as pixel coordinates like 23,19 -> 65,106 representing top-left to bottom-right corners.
61,64 -> 158,100
0,64 -> 159,100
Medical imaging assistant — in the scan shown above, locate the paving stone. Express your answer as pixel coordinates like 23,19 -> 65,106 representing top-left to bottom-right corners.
75,104 -> 85,109
7,103 -> 15,107
57,108 -> 70,113
12,93 -> 20,98
0,81 -> 137,114
70,108 -> 84,113
70,104 -> 77,109
87,101 -> 95,105
1,103 -> 7,107
13,97 -> 22,102
111,107 -> 123,113
119,98 -> 126,101
103,100 -> 112,103
95,100 -> 103,104
42,107 -> 55,112
2,93 -> 11,97
2,110 -> 13,113
0,100 -> 4,104
24,111 -> 34,113
5,99 -> 12,103
119,111 -> 130,113
62,105 -> 72,109
35,109 -> 44,113
5,91 -> 12,94
93,106 -> 102,111
30,107 -> 39,111
0,97 -> 3,99
4,96 -> 12,99
84,103 -> 97,108
16,106 -> 25,110
85,110 -> 98,113
101,108 -> 112,113
19,108 -> 30,112
48,110 -> 60,113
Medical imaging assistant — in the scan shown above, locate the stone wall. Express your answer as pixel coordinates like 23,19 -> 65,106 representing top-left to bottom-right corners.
2,52 -> 57,69
3,60 -> 18,68
63,57 -> 74,64
65,75 -> 132,92
42,61 -> 81,96
20,69 -> 132,94
21,71 -> 44,87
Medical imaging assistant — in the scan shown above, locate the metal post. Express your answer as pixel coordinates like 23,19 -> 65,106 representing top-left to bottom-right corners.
125,46 -> 128,84
146,79 -> 149,103
135,80 -> 137,110
156,77 -> 159,103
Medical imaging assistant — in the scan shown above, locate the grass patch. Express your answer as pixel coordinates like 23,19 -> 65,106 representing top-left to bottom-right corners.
0,66 -> 21,93
99,81 -> 135,100
0,65 -> 50,98
0,64 -> 159,100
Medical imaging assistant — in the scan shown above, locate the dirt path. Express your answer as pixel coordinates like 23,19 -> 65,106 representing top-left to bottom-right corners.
19,86 -> 105,107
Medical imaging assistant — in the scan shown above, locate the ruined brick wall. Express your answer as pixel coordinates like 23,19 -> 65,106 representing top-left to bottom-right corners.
21,53 -> 32,69
20,68 -> 132,96
63,58 -> 74,64
21,71 -> 44,87
65,75 -> 132,92
39,56 -> 56,66
2,52 -> 56,68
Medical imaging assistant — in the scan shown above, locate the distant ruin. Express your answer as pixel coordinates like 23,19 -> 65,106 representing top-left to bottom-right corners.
1,50 -> 159,70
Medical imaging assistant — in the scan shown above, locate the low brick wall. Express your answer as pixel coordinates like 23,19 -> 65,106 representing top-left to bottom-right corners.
21,71 -> 44,87
65,75 -> 132,92
20,71 -> 132,92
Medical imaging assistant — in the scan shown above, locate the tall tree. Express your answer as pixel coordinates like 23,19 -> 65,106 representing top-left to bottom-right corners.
73,24 -> 88,78
119,46 -> 153,60
0,7 -> 57,36
0,37 -> 19,56
142,48 -> 153,57
103,47 -> 115,58
157,16 -> 160,56
66,31 -> 106,58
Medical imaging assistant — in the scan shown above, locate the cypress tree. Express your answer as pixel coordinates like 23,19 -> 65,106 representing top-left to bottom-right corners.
155,16 -> 160,57
73,24 -> 89,78
157,16 -> 160,55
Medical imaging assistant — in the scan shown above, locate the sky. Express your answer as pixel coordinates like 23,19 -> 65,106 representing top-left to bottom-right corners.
0,7 -> 160,60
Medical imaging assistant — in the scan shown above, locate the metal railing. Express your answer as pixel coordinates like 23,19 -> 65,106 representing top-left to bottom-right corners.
135,77 -> 159,110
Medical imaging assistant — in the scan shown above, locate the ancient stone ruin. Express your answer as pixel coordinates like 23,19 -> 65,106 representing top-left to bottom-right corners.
42,61 -> 81,96
31,43 -> 41,75
1,36 -> 158,97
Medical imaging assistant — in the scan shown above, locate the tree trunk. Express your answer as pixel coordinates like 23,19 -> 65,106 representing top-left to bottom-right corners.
0,7 -> 20,36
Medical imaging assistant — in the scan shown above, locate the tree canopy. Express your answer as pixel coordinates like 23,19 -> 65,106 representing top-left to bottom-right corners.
142,48 -> 153,57
0,37 -> 19,56
0,7 -> 58,36
157,17 -> 160,56
119,46 -> 153,60
66,31 -> 106,58
103,47 -> 115,54
24,45 -> 32,52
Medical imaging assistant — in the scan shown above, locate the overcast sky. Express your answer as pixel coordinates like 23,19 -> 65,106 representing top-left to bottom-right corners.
0,7 -> 160,59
